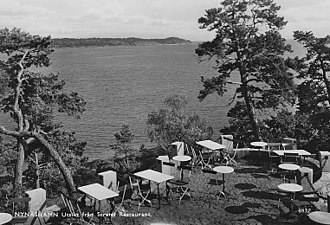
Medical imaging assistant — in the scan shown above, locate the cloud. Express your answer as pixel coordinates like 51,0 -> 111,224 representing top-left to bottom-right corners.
66,13 -> 101,23
1,0 -> 330,41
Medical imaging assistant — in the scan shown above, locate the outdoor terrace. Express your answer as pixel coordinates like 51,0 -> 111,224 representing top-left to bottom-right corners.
2,142 -> 330,225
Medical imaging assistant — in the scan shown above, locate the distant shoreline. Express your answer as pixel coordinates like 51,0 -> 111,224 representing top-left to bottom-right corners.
51,37 -> 192,48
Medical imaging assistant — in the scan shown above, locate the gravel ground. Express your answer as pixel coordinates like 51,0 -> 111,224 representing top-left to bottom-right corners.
46,156 -> 326,225
108,159 -> 322,225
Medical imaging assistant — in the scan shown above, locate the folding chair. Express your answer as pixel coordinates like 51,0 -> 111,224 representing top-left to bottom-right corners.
128,174 -> 152,210
108,180 -> 120,192
198,149 -> 213,169
277,188 -> 294,216
66,195 -> 96,225
220,135 -> 238,167
186,144 -> 202,168
166,165 -> 192,204
283,152 -> 300,165
266,143 -> 282,172
8,197 -> 31,225
111,184 -> 128,215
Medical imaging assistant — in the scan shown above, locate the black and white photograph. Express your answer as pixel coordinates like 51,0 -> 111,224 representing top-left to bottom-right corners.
1,0 -> 330,224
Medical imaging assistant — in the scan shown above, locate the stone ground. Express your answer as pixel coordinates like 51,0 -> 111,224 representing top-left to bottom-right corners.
47,155 -> 325,225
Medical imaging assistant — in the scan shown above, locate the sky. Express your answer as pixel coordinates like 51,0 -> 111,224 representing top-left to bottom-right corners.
0,0 -> 330,41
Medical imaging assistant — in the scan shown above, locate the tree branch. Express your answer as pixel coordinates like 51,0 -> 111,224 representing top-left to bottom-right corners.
13,50 -> 30,131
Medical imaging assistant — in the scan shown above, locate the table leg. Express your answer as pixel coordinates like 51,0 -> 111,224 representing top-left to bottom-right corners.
222,174 -> 225,193
157,183 -> 161,209
180,167 -> 183,181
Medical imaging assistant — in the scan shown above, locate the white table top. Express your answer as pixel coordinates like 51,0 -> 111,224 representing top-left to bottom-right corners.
278,183 -> 303,193
319,151 -> 330,156
309,211 -> 330,224
273,150 -> 311,156
0,213 -> 12,225
278,163 -> 300,171
196,140 -> 226,150
78,183 -> 119,201
134,169 -> 174,184
172,141 -> 183,146
173,155 -> 191,162
250,142 -> 267,147
213,166 -> 234,174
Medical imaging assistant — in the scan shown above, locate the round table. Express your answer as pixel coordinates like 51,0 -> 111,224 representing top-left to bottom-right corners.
308,211 -> 330,225
278,163 -> 300,171
173,155 -> 191,180
250,142 -> 267,158
213,166 -> 234,196
213,166 -> 234,174
173,155 -> 191,162
250,142 -> 268,147
278,183 -> 303,201
0,213 -> 12,225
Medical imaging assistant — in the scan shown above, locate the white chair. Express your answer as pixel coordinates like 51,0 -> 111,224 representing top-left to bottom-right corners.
220,135 -> 238,167
63,194 -> 95,225
185,144 -> 202,168
266,143 -> 283,172
128,174 -> 152,210
111,184 -> 128,215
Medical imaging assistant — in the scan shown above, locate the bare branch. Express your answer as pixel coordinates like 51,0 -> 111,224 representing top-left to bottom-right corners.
227,80 -> 242,85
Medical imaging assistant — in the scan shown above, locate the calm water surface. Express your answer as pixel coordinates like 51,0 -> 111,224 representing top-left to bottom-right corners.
1,44 -> 235,160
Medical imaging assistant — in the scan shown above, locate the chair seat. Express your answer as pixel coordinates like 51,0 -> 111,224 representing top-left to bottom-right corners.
171,186 -> 191,194
167,179 -> 188,186
11,217 -> 29,224
208,179 -> 225,186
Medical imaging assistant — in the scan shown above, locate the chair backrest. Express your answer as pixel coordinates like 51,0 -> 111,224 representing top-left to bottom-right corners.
202,169 -> 217,175
284,152 -> 299,158
162,161 -> 179,178
267,143 -> 283,157
267,143 -> 284,151
283,152 -> 299,163
116,184 -> 128,204
188,145 -> 198,158
65,195 -> 79,215
108,180 -> 120,192
128,174 -> 140,190
9,197 -> 31,214
59,190 -> 69,208
179,165 -> 192,183
220,135 -> 234,152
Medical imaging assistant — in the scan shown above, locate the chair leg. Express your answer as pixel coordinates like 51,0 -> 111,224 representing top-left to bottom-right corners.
178,187 -> 190,205
137,192 -> 152,211
216,191 -> 226,202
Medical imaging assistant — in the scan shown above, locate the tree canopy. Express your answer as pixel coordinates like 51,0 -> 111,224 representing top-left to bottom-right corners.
147,95 -> 213,155
196,0 -> 296,141
0,28 -> 86,196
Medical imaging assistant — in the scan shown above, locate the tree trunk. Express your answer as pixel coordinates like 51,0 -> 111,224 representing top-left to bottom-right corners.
12,51 -> 28,197
33,133 -> 76,194
238,60 -> 260,141
14,139 -> 25,197
242,86 -> 260,141
0,127 -> 77,195
320,60 -> 330,104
